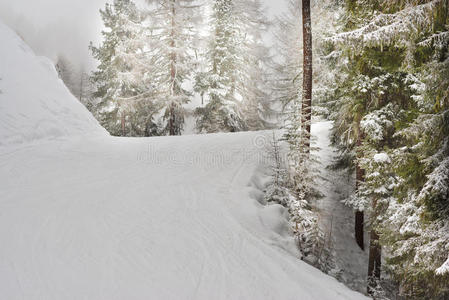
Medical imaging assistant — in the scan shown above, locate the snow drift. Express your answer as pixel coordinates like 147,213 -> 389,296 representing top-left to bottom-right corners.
0,21 -> 367,299
0,21 -> 106,147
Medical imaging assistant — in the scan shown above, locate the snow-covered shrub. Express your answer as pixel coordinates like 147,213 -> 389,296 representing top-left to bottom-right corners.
264,133 -> 330,271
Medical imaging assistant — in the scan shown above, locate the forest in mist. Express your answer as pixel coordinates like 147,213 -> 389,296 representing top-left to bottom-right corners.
0,0 -> 448,299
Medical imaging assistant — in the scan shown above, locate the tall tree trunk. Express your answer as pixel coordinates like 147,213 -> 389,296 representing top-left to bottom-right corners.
169,0 -> 177,136
301,0 -> 312,154
367,200 -> 382,294
355,128 -> 365,250
355,161 -> 365,250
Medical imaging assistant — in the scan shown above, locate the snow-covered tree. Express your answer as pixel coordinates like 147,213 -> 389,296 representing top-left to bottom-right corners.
194,0 -> 246,133
271,0 -> 302,109
144,0 -> 203,135
90,0 -> 159,136
194,0 -> 272,133
56,55 -> 78,96
264,132 -> 329,270
327,0 -> 449,296
237,0 -> 274,131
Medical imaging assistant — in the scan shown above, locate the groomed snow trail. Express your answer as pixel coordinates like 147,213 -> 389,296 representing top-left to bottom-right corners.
313,121 -> 369,293
0,21 -> 367,299
0,133 -> 368,300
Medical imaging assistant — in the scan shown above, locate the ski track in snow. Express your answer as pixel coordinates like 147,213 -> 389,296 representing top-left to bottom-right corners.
313,121 -> 369,294
0,20 -> 367,300
0,134 -> 368,300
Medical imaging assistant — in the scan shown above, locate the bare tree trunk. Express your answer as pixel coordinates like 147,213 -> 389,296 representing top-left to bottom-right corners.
169,0 -> 177,136
301,0 -> 312,154
367,229 -> 382,293
355,128 -> 365,250
355,210 -> 364,250
355,160 -> 365,250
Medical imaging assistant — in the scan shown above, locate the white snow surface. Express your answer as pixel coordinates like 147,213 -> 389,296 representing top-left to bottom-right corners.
314,121 -> 369,293
0,21 -> 367,299
0,21 -> 106,148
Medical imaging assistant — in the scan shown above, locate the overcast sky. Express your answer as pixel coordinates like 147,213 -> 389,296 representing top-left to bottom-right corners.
0,0 -> 287,72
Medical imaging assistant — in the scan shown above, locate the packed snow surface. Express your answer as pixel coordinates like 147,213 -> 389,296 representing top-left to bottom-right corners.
314,121 -> 369,293
0,21 -> 367,299
0,22 -> 106,147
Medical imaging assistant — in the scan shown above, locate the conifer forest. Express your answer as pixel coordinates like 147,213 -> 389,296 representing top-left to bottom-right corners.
0,0 -> 448,299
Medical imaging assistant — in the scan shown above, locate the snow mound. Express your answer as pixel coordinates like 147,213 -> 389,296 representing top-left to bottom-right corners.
0,21 -> 106,147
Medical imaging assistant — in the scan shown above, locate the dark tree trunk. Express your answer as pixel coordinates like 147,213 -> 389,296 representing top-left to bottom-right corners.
168,102 -> 176,136
301,0 -> 312,154
355,161 -> 365,250
169,0 -> 177,136
355,130 -> 365,250
367,228 -> 382,294
355,210 -> 364,250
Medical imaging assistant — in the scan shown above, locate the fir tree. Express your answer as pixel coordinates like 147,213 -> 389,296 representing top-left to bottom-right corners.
194,0 -> 272,133
144,0 -> 203,135
327,0 -> 449,296
194,0 -> 247,133
90,0 -> 159,136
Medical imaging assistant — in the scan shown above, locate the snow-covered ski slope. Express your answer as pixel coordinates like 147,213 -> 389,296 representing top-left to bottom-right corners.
0,21 -> 366,300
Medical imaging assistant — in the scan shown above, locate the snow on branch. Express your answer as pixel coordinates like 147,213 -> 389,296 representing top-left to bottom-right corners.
328,0 -> 444,50
417,157 -> 449,204
436,256 -> 449,275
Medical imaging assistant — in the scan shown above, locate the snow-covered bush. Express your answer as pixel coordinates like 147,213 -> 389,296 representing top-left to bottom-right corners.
264,133 -> 330,271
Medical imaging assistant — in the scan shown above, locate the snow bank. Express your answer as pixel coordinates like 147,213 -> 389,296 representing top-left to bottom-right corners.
0,21 -> 106,147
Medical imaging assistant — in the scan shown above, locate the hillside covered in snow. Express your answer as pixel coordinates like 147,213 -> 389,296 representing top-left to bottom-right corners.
0,22 -> 106,147
0,21 -> 367,299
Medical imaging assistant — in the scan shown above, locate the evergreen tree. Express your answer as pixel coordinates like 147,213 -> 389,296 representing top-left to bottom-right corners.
194,0 -> 247,133
56,55 -> 78,97
194,0 -> 272,133
90,0 -> 159,136
144,0 -> 203,135
238,0 -> 274,131
328,0 -> 449,296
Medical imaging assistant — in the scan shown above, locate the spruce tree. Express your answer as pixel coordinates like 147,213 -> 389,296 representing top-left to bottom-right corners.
328,0 -> 449,296
194,0 -> 272,133
90,0 -> 158,136
194,0 -> 246,133
144,0 -> 203,135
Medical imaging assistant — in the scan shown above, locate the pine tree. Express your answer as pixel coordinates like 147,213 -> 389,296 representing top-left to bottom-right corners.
272,0 -> 303,109
327,0 -> 449,296
194,0 -> 272,133
56,55 -> 78,96
194,0 -> 247,133
90,0 -> 159,137
144,0 -> 203,135
238,0 -> 274,131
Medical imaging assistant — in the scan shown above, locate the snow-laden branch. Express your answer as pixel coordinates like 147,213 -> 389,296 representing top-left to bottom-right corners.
328,0 -> 445,49
436,257 -> 449,275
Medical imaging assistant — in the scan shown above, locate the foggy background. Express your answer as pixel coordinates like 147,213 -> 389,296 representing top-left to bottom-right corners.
0,0 -> 287,72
